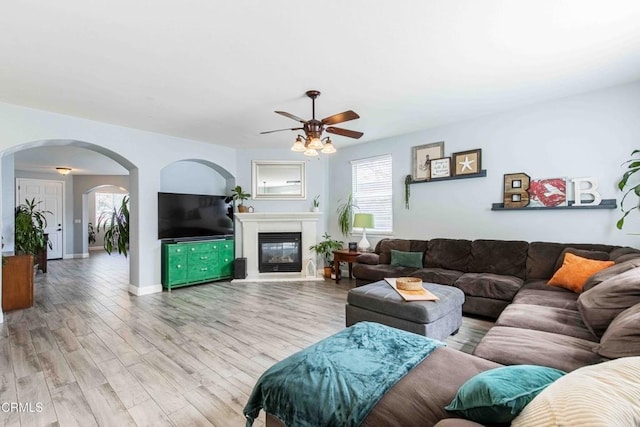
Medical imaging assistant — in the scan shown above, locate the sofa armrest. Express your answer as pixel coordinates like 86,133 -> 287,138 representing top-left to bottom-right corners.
357,253 -> 380,265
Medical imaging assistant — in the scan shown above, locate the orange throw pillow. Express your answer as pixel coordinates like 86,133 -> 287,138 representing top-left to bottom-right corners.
548,253 -> 614,293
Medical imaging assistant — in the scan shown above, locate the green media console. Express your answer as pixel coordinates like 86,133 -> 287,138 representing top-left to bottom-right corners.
161,238 -> 234,290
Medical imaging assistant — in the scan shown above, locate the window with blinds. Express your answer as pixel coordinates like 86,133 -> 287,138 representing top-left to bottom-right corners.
351,154 -> 393,233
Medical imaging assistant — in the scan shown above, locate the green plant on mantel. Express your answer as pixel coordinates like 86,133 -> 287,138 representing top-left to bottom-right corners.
617,149 -> 640,230
231,185 -> 251,212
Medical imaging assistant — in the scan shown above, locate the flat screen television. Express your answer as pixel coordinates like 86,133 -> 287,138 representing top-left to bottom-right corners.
158,192 -> 234,241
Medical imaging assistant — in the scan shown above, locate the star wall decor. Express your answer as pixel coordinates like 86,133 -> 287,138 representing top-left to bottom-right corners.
452,149 -> 482,175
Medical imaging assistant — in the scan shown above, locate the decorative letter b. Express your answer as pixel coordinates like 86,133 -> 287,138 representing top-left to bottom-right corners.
503,173 -> 531,208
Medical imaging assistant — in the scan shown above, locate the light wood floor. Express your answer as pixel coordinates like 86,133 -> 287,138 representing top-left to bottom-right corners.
1,252 -> 493,427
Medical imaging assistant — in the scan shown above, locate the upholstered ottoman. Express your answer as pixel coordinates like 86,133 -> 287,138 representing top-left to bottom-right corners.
346,280 -> 465,341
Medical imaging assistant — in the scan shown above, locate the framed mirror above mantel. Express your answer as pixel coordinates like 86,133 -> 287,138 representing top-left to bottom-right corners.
252,160 -> 306,200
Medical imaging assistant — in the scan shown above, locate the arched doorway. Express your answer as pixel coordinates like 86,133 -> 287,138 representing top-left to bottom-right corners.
1,139 -> 137,317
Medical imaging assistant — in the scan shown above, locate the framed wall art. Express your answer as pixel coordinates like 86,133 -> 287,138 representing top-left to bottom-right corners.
529,177 -> 567,207
430,157 -> 451,179
452,149 -> 482,176
412,141 -> 444,180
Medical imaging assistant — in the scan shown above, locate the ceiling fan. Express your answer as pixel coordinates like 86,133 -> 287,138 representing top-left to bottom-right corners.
260,90 -> 363,155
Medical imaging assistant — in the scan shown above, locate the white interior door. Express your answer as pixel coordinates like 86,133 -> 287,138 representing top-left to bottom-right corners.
16,178 -> 64,259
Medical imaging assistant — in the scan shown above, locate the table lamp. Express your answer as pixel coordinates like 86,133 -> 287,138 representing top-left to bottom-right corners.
353,213 -> 374,252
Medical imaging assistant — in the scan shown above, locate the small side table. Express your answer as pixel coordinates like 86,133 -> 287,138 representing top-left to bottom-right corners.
333,249 -> 362,284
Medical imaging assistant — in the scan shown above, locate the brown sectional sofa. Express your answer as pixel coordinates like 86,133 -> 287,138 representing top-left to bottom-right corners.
353,238 -> 640,372
257,238 -> 640,426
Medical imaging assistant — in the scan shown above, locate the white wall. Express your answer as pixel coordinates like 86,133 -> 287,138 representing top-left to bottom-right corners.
0,101 -> 236,295
328,81 -> 640,248
160,160 -> 227,195
235,148 -> 330,231
235,148 -> 329,211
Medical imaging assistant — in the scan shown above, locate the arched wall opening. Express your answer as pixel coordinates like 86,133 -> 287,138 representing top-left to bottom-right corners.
1,139 -> 136,321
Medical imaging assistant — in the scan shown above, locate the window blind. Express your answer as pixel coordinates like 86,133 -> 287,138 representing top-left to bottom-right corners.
351,154 -> 393,233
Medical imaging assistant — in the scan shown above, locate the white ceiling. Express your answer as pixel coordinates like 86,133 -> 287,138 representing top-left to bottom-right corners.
2,0 -> 640,158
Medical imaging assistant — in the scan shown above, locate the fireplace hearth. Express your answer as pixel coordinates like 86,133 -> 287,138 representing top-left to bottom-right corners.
258,232 -> 302,273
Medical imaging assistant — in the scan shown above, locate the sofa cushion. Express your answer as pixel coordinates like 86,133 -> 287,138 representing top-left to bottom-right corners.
410,268 -> 464,286
526,241 -> 617,280
468,240 -> 528,279
361,347 -> 501,427
552,247 -> 610,272
593,303 -> 640,359
583,257 -> 640,292
495,304 -> 597,342
577,267 -> 640,337
547,253 -> 614,293
390,249 -> 423,268
356,252 -> 379,265
454,273 -> 523,301
378,239 -> 411,264
445,365 -> 565,424
512,357 -> 640,427
352,263 -> 418,283
609,246 -> 640,261
511,287 -> 578,311
472,326 -> 605,372
424,239 -> 472,272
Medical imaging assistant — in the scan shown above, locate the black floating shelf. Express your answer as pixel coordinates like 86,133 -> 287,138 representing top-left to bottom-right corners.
491,199 -> 617,211
409,170 -> 487,184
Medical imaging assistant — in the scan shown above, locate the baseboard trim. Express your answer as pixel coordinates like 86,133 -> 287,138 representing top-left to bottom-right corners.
63,253 -> 89,259
128,284 -> 163,296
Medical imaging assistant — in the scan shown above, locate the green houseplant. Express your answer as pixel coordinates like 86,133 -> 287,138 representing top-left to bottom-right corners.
617,149 -> 640,229
5,198 -> 51,310
309,232 -> 343,277
15,198 -> 50,256
88,222 -> 96,245
97,195 -> 129,256
336,193 -> 358,238
231,185 -> 251,212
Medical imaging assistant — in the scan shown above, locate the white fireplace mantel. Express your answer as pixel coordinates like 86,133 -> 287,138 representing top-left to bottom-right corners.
233,212 -> 323,282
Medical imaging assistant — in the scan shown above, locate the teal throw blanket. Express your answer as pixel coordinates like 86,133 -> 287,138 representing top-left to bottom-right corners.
243,322 -> 444,426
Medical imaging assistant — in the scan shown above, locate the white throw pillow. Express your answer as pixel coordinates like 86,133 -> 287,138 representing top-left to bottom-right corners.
512,357 -> 640,427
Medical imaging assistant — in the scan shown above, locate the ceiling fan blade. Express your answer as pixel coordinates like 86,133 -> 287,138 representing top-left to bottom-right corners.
275,111 -> 307,123
326,127 -> 364,139
259,127 -> 303,135
321,110 -> 360,125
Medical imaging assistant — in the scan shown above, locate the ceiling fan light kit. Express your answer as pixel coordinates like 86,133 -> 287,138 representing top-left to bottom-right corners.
263,90 -> 363,156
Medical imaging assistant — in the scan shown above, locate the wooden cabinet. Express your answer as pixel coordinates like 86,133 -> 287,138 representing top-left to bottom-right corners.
2,255 -> 34,311
161,238 -> 234,290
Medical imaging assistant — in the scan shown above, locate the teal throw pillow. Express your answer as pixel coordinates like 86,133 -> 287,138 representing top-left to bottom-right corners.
390,249 -> 423,268
445,365 -> 566,423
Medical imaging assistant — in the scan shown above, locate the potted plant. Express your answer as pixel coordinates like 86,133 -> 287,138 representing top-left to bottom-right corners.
617,149 -> 640,230
88,222 -> 96,245
309,232 -> 343,278
312,195 -> 320,212
97,195 -> 129,256
231,185 -> 251,213
336,193 -> 358,239
4,198 -> 51,311
15,198 -> 50,258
